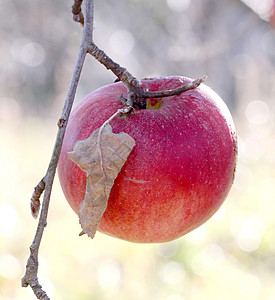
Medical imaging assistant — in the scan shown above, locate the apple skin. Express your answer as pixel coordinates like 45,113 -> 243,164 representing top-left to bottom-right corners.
58,76 -> 237,243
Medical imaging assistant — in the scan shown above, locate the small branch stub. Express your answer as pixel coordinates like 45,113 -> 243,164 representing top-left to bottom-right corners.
30,178 -> 45,219
57,118 -> 66,128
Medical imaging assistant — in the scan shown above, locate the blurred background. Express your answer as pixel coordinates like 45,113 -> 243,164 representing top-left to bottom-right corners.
1,0 -> 275,299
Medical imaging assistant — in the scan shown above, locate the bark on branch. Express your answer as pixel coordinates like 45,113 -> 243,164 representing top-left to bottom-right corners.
87,42 -> 207,109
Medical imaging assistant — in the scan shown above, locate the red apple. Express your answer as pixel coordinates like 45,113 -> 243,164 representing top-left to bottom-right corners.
58,76 -> 237,243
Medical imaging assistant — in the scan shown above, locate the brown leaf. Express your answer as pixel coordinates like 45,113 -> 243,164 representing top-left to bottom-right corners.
68,123 -> 135,238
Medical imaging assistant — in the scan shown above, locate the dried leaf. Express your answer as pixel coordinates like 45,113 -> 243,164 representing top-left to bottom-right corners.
68,123 -> 135,238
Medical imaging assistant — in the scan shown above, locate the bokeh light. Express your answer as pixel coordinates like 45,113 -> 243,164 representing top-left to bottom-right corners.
238,273 -> 262,298
97,259 -> 122,288
0,205 -> 18,237
0,254 -> 22,280
245,100 -> 270,125
241,0 -> 273,20
11,40 -> 45,67
158,261 -> 186,285
109,30 -> 135,56
231,215 -> 266,252
166,0 -> 190,12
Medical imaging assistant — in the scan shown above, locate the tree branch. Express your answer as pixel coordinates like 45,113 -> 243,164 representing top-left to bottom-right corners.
87,42 -> 206,109
22,1 -> 206,298
142,75 -> 207,98
21,1 -> 95,299
87,42 -> 139,90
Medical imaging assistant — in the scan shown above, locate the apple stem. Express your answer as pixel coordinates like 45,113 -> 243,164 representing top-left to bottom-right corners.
87,42 -> 207,110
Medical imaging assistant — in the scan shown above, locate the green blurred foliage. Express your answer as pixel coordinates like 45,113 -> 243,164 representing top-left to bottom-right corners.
1,0 -> 275,299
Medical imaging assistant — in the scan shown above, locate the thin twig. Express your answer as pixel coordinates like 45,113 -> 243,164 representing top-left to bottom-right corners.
142,75 -> 208,98
87,42 -> 207,108
87,42 -> 139,90
21,1 -> 95,299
